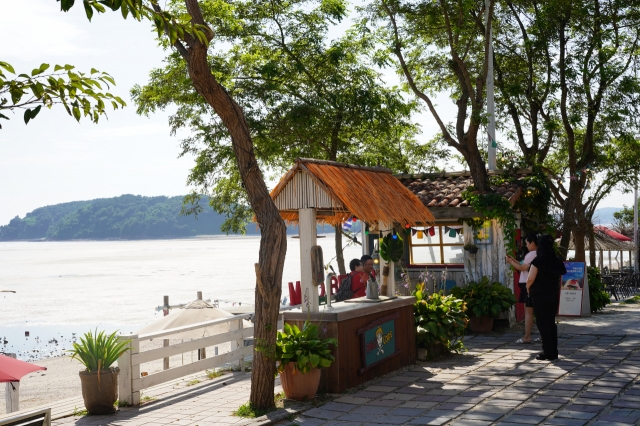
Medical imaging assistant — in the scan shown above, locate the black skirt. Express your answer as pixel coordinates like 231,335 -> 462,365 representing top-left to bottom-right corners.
518,282 -> 528,303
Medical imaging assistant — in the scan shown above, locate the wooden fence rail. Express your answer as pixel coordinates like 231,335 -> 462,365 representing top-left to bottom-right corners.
117,312 -> 284,405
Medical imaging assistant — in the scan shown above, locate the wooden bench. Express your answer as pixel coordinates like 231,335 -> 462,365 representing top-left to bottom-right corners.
0,408 -> 51,426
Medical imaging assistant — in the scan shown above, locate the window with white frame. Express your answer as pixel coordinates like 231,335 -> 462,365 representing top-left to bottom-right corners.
409,225 -> 464,265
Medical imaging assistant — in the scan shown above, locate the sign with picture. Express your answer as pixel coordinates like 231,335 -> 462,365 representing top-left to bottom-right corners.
558,262 -> 586,316
357,313 -> 400,374
473,220 -> 493,245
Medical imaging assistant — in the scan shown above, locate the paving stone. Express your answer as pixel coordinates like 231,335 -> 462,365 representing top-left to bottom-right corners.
284,417 -> 324,426
542,418 -> 588,426
407,417 -> 452,426
457,411 -> 504,421
386,408 -> 426,417
553,411 -> 597,420
513,408 -> 554,417
437,403 -> 474,411
365,386 -> 398,392
303,408 -> 344,420
333,396 -> 372,405
369,415 -> 413,424
502,414 -> 546,425
365,399 -> 403,407
350,405 -> 391,415
335,413 -> 378,423
320,402 -> 356,413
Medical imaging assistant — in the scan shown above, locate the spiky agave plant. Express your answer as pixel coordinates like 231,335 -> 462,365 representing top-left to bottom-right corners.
69,329 -> 130,372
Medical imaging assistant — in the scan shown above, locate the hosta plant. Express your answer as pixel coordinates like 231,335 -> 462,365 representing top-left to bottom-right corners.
68,329 -> 130,372
275,321 -> 337,374
412,283 -> 468,355
450,276 -> 516,319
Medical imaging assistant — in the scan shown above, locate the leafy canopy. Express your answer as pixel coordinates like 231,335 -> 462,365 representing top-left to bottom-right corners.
0,61 -> 125,128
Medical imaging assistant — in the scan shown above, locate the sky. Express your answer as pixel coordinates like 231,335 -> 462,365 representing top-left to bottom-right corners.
0,0 -> 634,226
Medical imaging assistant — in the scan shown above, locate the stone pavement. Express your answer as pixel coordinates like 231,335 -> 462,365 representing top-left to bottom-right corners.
283,302 -> 640,426
46,371 -> 286,426
8,301 -> 639,426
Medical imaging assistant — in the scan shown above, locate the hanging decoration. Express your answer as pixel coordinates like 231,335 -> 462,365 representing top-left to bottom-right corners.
417,230 -> 424,239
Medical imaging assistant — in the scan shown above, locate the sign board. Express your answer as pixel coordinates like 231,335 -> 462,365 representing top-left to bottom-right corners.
357,313 -> 400,374
558,262 -> 586,316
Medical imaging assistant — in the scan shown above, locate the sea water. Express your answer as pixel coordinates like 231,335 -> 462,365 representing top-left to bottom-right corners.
0,235 -> 362,360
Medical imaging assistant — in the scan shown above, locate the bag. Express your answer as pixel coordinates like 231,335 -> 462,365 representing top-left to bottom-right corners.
335,274 -> 353,302
525,294 -> 533,308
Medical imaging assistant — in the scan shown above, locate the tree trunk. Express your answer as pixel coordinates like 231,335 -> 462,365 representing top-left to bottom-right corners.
587,222 -> 596,267
463,145 -> 490,192
335,225 -> 346,276
182,0 -> 286,409
572,220 -> 586,262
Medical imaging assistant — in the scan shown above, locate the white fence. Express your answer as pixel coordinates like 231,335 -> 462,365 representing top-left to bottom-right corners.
117,312 -> 283,406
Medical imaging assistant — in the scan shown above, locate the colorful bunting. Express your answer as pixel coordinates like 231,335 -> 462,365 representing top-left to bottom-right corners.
417,230 -> 424,239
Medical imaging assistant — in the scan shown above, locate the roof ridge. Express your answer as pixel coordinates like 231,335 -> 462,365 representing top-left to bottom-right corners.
296,158 -> 392,174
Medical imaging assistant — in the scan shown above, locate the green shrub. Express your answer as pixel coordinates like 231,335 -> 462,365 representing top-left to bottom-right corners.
450,276 -> 516,318
588,267 -> 611,312
273,321 -> 337,375
68,329 -> 130,372
412,283 -> 468,354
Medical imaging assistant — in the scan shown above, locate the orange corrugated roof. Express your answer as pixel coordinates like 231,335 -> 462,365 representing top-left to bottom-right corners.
270,158 -> 435,226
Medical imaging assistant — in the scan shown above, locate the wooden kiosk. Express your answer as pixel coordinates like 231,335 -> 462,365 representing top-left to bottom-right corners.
270,158 -> 435,393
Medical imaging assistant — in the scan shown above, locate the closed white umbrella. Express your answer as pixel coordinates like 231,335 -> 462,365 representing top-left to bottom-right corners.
136,297 -> 252,340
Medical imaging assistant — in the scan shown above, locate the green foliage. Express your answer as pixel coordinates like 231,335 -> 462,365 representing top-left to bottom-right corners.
131,0 -> 430,234
623,295 -> 640,305
0,61 -> 125,128
271,321 -> 337,375
233,402 -> 274,418
68,329 -> 130,372
450,277 -> 516,319
412,284 -> 467,356
380,233 -> 403,263
587,267 -> 611,313
462,191 -> 517,253
0,194 -> 262,241
612,204 -> 637,238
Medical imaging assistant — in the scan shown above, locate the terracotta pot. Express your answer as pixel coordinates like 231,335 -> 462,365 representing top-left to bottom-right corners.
428,341 -> 445,357
469,315 -> 494,333
78,367 -> 119,415
279,363 -> 321,401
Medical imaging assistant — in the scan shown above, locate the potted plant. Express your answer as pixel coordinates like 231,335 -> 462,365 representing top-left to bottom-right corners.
412,283 -> 468,359
450,277 -> 516,332
274,321 -> 337,400
68,330 -> 130,415
463,243 -> 479,254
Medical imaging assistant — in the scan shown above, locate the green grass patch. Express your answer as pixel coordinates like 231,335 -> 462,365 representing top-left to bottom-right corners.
72,407 -> 88,417
206,370 -> 225,379
115,399 -> 130,407
140,394 -> 157,403
623,295 -> 640,304
186,379 -> 201,386
233,402 -> 275,418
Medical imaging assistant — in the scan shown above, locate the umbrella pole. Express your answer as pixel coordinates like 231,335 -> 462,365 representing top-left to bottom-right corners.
163,296 -> 170,371
5,381 -> 19,414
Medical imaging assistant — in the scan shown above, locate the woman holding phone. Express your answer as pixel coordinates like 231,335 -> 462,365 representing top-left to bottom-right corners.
506,233 -> 539,344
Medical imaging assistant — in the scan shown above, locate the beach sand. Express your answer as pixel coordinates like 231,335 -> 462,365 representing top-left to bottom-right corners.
0,356 -> 84,413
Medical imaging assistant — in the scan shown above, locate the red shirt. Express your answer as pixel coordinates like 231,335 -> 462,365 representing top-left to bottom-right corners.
350,271 -> 368,298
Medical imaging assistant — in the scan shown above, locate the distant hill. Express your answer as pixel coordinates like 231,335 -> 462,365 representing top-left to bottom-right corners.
592,207 -> 624,226
0,195 -> 349,241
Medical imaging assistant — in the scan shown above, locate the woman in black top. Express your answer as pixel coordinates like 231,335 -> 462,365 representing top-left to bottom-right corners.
525,235 -> 567,361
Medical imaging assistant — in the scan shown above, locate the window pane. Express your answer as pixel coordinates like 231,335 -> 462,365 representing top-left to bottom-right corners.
411,226 -> 441,244
444,245 -> 464,264
411,246 -> 442,264
442,226 -> 464,244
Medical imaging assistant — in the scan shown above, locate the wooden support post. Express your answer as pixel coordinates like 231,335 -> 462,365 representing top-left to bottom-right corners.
5,381 -> 19,413
131,337 -> 140,405
599,250 -> 603,272
609,250 -> 612,272
299,208 -> 318,312
163,295 -> 169,371
378,221 -> 395,297
236,318 -> 244,372
117,335 -> 135,406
